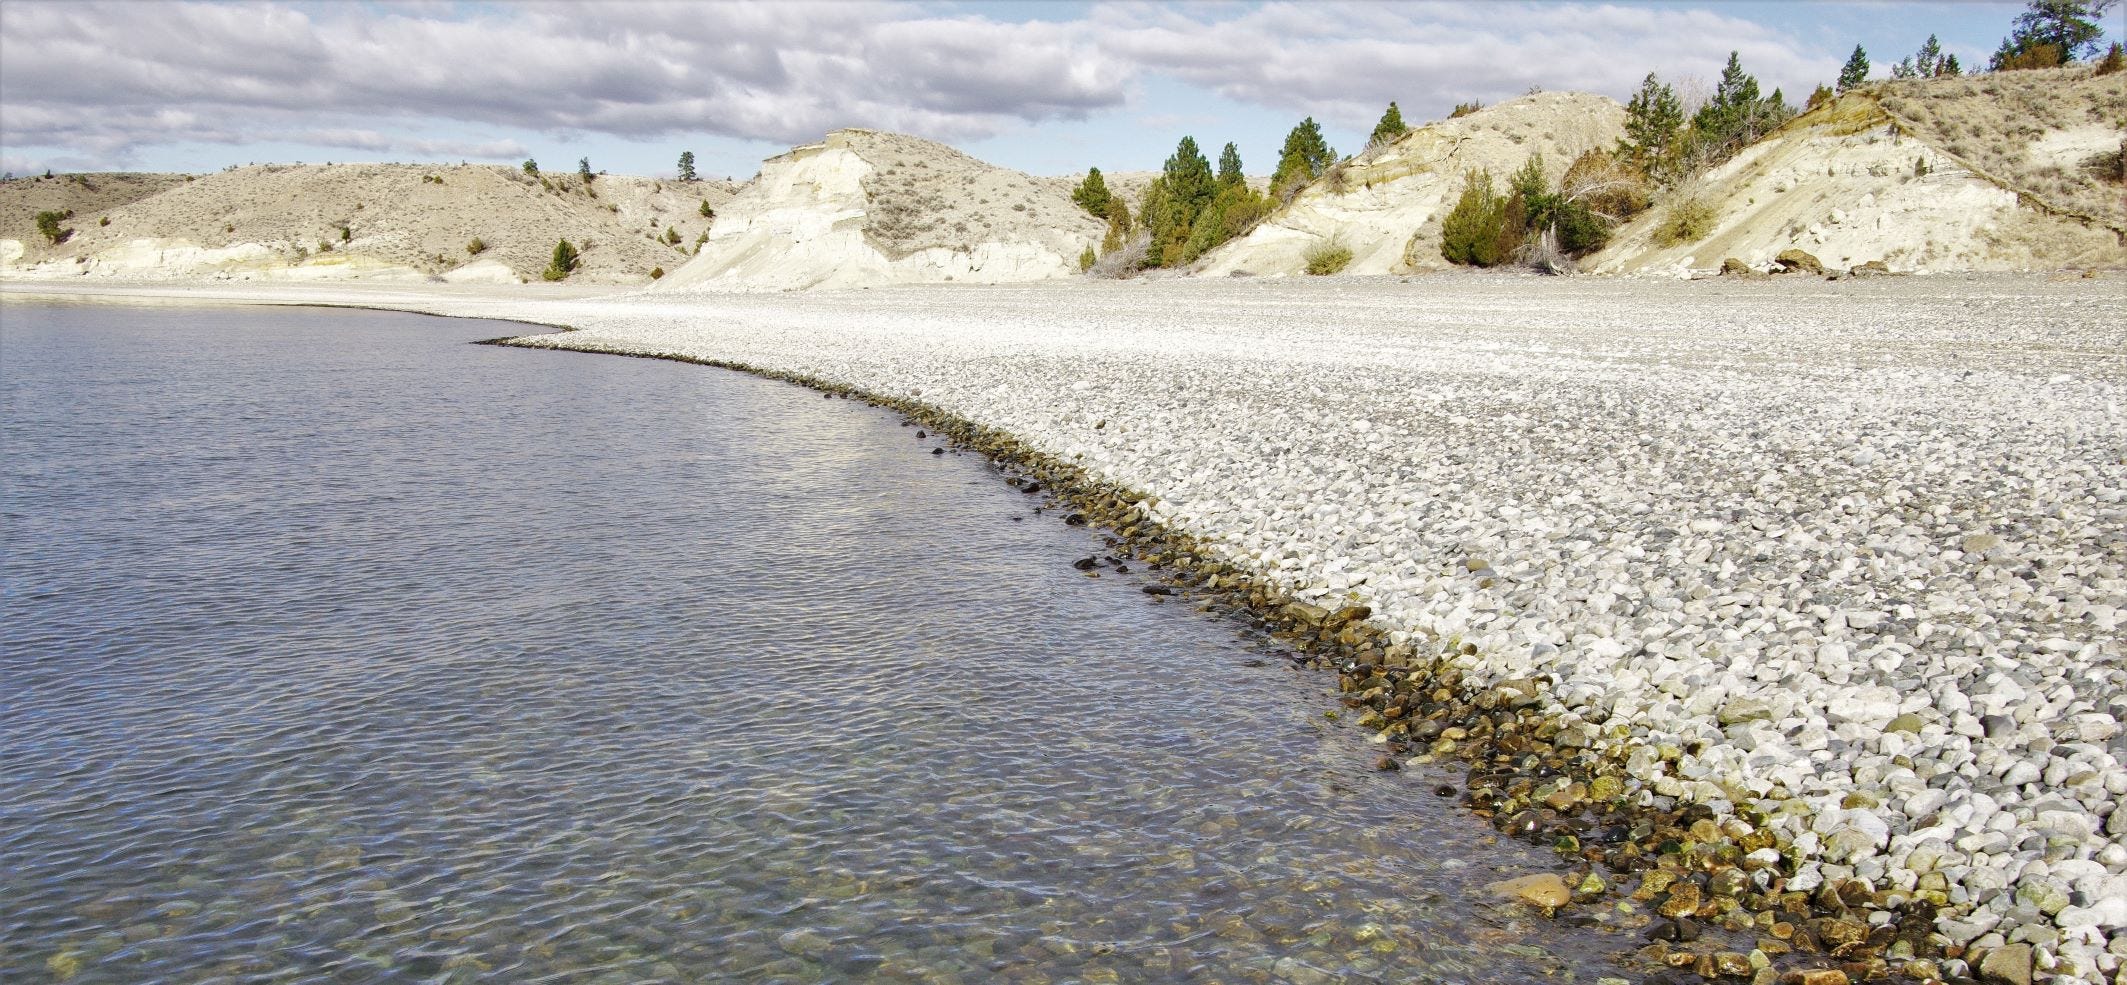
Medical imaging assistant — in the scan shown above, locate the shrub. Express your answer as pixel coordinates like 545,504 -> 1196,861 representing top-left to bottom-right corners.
2097,42 -> 2125,75
33,210 -> 69,245
542,239 -> 580,281
98,216 -> 110,227
650,266 -> 664,279
1992,41 -> 2064,70
1078,245 -> 1096,271
1448,101 -> 1483,119
663,226 -> 680,245
466,237 -> 488,255
1653,197 -> 1717,246
1088,231 -> 1151,278
522,158 -> 538,175
339,225 -> 351,242
698,200 -> 713,218
1440,169 -> 1508,266
1561,148 -> 1650,224
1303,237 -> 1353,275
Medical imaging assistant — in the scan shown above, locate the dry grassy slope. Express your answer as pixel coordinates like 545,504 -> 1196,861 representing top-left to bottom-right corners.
854,130 -> 1102,259
1,163 -> 736,284
1594,70 -> 2125,276
663,129 -> 1105,291
0,172 -> 190,245
1878,67 -> 2125,229
1195,92 -> 1627,277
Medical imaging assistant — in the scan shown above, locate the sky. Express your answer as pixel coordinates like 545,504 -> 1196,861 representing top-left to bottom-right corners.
0,1 -> 2098,181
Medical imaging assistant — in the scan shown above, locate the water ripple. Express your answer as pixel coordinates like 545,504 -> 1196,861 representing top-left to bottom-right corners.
3,302 -> 1620,983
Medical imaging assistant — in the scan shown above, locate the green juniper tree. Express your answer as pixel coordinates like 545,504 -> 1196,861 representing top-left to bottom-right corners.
543,238 -> 580,281
1071,167 -> 1112,216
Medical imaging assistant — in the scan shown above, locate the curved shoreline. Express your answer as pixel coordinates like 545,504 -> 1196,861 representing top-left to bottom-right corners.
8,277 -> 2123,985
483,331 -> 1940,985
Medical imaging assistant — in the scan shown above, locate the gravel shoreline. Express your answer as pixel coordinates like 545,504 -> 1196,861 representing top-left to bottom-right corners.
9,273 -> 2125,983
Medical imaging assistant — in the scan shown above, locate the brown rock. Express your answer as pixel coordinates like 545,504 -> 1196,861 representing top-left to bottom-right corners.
1849,259 -> 1894,277
1721,257 -> 1766,279
1773,249 -> 1826,275
1977,942 -> 2033,985
1781,971 -> 1850,985
1660,881 -> 1703,917
1488,873 -> 1570,913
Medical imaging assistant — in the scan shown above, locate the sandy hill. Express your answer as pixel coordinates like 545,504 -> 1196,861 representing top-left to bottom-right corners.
1593,68 -> 2124,275
0,172 -> 190,247
1194,92 -> 1627,277
659,129 -> 1103,291
0,163 -> 738,284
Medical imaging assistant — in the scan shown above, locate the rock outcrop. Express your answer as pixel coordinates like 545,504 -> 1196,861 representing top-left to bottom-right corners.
1592,75 -> 2125,276
659,129 -> 1103,291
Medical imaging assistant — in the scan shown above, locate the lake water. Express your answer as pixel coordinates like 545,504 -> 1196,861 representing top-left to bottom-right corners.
1,301 -> 1617,984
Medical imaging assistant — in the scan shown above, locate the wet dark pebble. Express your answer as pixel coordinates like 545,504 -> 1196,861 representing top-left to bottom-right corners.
931,447 -> 944,456
1071,557 -> 1099,571
1141,586 -> 1174,596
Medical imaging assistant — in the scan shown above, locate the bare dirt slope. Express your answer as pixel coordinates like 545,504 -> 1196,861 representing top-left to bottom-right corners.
662,129 -> 1103,291
0,164 -> 737,284
1195,92 -> 1627,277
1594,70 -> 2124,276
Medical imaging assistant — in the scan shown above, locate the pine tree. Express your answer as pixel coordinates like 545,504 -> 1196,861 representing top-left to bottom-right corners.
1072,167 -> 1112,216
1620,73 -> 1683,177
1269,118 -> 1336,198
1693,52 -> 1772,153
1369,102 -> 1409,147
677,151 -> 697,182
1217,143 -> 1245,189
2003,0 -> 2118,61
522,158 -> 538,175
1942,54 -> 1963,75
1915,35 -> 1944,75
1837,45 -> 1870,92
577,157 -> 594,183
1145,136 -> 1215,267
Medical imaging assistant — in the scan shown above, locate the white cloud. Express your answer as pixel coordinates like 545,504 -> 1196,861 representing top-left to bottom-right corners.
1,0 -> 1843,168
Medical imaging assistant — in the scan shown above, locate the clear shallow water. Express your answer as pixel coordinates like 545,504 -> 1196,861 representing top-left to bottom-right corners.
1,302 -> 1616,984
